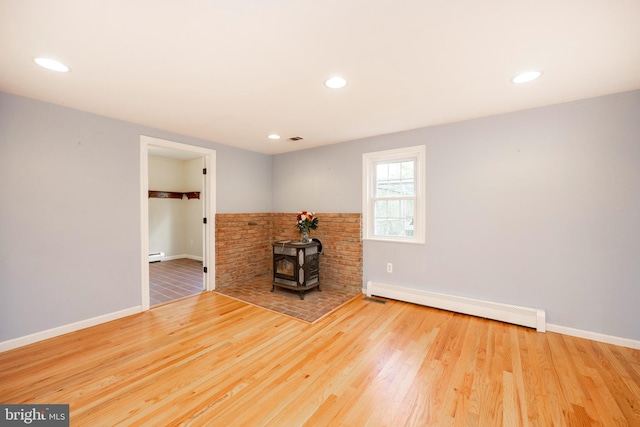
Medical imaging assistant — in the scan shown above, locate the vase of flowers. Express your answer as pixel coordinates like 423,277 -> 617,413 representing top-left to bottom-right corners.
296,211 -> 318,243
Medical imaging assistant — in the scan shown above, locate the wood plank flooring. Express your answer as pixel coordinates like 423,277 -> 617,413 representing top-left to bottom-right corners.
0,291 -> 639,426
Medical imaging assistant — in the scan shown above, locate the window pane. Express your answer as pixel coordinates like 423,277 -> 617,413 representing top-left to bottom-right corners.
401,199 -> 414,218
376,181 -> 398,197
374,200 -> 387,217
403,219 -> 414,236
401,181 -> 414,196
376,219 -> 399,236
388,220 -> 403,236
388,199 -> 400,217
401,161 -> 414,179
374,219 -> 389,235
388,162 -> 401,180
376,163 -> 388,181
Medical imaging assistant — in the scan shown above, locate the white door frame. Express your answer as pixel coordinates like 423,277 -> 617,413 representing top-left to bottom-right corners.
140,135 -> 216,311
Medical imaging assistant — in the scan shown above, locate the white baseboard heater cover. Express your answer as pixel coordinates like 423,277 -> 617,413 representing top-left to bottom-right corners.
366,281 -> 546,332
149,252 -> 164,262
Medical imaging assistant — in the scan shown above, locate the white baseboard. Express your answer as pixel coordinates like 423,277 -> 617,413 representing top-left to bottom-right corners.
366,281 -> 546,332
546,324 -> 640,350
0,306 -> 142,353
163,254 -> 203,262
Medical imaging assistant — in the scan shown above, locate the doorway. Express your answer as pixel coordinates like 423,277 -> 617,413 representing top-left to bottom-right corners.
140,135 -> 216,311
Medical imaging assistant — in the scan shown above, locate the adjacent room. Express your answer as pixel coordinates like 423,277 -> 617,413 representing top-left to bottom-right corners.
1,1 -> 639,425
147,149 -> 205,306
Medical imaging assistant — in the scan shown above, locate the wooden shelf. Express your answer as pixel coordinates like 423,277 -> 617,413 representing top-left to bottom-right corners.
148,191 -> 200,200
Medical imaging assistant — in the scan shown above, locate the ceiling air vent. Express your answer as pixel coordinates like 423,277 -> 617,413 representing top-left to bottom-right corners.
288,136 -> 304,141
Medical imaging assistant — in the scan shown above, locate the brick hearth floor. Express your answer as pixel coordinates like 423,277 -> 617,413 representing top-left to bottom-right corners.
149,258 -> 204,306
214,275 -> 360,323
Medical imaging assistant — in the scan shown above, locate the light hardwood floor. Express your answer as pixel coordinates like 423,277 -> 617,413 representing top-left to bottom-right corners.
1,291 -> 639,426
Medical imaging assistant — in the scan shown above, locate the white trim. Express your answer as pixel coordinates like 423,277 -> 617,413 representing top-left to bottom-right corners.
140,135 -> 217,312
546,324 -> 640,350
0,306 -> 142,353
161,254 -> 204,262
140,140 -> 151,310
362,145 -> 426,244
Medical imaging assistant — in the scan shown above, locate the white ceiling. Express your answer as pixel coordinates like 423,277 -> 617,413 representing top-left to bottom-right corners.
2,1 -> 639,155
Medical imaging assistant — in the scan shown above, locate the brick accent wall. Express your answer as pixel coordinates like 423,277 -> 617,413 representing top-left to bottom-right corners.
215,213 -> 272,289
216,212 -> 362,293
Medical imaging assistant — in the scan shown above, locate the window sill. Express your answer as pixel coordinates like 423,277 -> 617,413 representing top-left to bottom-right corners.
363,236 -> 425,245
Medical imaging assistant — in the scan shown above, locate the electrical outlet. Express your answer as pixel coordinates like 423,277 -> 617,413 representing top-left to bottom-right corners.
386,262 -> 393,273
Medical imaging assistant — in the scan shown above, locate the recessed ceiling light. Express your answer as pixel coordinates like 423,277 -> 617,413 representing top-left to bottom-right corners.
512,70 -> 542,84
34,57 -> 69,72
268,134 -> 281,140
324,76 -> 347,89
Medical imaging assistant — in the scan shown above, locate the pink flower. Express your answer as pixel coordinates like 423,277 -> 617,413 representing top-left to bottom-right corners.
296,210 -> 319,232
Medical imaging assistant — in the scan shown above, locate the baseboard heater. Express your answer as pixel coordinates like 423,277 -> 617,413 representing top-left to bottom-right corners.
148,252 -> 164,263
366,281 -> 546,332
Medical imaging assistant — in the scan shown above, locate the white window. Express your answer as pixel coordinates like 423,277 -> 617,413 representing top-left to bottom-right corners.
362,145 -> 425,243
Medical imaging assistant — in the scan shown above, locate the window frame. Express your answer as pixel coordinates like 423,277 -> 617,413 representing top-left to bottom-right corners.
362,145 -> 425,244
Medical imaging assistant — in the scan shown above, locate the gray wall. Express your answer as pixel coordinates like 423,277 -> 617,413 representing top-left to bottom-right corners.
0,91 -> 272,341
272,90 -> 640,341
272,142 -> 362,213
2,89 -> 639,344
